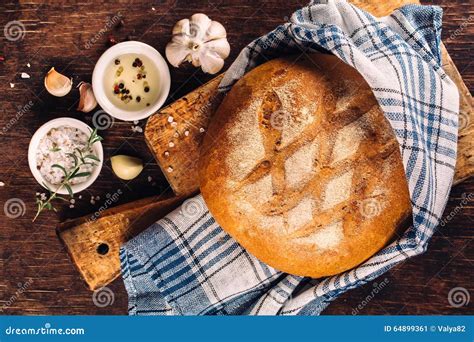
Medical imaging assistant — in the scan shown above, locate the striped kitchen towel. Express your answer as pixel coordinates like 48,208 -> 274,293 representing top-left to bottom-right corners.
120,0 -> 459,315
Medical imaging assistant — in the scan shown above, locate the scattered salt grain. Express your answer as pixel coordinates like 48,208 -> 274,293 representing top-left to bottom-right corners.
164,151 -> 170,157
70,199 -> 76,204
9,83 -> 14,88
171,122 -> 177,127
69,204 -> 74,209
167,166 -> 173,173
131,125 -> 143,133
152,7 -> 156,11
26,63 -> 31,68
21,72 -> 30,79
169,142 -> 175,148
147,176 -> 152,182
173,132 -> 179,138
133,120 -> 139,125
90,199 -> 96,205
78,195 -> 82,199
199,127 -> 205,133
95,196 -> 100,201
0,181 -> 4,187
167,116 -> 174,123
184,130 -> 189,136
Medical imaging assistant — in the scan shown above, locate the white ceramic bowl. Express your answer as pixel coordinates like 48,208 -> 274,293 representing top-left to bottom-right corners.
92,41 -> 171,121
28,118 -> 104,195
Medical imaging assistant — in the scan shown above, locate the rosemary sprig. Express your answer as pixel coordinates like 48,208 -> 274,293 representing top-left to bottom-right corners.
33,128 -> 103,222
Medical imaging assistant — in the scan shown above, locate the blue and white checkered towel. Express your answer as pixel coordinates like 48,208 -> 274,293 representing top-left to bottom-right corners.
120,0 -> 459,315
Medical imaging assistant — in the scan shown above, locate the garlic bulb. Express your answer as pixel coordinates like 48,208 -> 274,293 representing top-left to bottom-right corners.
111,155 -> 143,180
44,67 -> 73,97
77,82 -> 98,113
165,13 -> 230,74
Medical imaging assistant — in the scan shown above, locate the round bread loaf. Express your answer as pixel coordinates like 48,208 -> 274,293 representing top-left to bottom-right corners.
199,54 -> 411,278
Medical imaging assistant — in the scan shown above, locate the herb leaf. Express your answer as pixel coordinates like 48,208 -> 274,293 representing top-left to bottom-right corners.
71,172 -> 91,179
64,183 -> 74,197
52,164 -> 68,177
84,154 -> 100,162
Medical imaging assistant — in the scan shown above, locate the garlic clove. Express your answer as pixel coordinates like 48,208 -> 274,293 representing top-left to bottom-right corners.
205,38 -> 230,59
44,67 -> 73,97
111,155 -> 143,180
77,82 -> 98,113
172,18 -> 190,36
204,21 -> 227,41
199,51 -> 225,74
197,39 -> 230,74
166,39 -> 193,68
190,13 -> 212,40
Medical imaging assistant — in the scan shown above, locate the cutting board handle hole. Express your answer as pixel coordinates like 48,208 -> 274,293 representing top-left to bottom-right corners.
97,243 -> 109,255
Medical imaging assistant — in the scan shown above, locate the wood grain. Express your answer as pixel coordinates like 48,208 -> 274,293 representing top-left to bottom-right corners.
0,0 -> 472,315
57,193 -> 187,290
145,75 -> 224,195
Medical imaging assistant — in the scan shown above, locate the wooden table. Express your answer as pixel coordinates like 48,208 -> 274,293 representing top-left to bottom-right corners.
0,0 -> 472,315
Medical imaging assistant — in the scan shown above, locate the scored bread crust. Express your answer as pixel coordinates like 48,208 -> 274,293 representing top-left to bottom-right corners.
199,54 -> 411,278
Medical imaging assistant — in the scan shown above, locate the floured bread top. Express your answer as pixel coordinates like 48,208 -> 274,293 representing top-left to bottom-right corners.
199,54 -> 411,278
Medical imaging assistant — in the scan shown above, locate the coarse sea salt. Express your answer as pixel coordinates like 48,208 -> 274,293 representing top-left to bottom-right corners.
36,126 -> 96,185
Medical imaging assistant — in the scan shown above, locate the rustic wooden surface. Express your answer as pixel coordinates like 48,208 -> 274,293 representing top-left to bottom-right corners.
0,0 -> 472,315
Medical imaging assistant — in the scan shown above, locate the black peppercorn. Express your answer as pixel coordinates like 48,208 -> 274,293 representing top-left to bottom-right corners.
136,96 -> 141,102
119,83 -> 124,88
114,59 -> 120,65
144,86 -> 150,93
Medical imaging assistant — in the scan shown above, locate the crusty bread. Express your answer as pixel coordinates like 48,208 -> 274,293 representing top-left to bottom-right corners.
199,54 -> 411,278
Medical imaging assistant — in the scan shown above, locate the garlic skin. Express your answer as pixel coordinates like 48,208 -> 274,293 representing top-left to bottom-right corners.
111,155 -> 143,180
166,13 -> 230,74
44,67 -> 73,97
77,82 -> 98,113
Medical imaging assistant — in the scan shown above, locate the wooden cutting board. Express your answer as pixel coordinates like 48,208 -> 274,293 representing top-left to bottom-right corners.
145,1 -> 474,195
58,193 -> 188,290
59,0 -> 473,291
